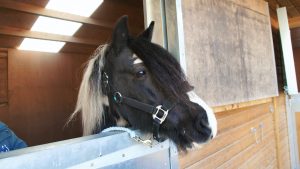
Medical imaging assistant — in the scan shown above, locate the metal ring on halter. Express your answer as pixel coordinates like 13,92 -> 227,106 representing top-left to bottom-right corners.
113,92 -> 123,104
152,105 -> 169,124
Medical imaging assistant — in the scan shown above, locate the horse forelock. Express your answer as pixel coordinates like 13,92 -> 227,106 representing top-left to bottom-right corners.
70,44 -> 109,135
129,38 -> 193,103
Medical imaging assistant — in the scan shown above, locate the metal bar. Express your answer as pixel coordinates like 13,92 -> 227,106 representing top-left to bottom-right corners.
0,131 -> 179,169
160,0 -> 168,49
286,95 -> 300,169
277,7 -> 298,95
68,140 -> 171,169
164,0 -> 187,73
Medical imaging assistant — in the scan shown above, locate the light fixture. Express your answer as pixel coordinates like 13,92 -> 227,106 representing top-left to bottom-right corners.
46,0 -> 103,17
18,38 -> 65,53
19,0 -> 103,53
31,16 -> 82,36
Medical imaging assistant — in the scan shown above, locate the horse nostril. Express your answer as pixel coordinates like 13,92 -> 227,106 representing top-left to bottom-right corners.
210,135 -> 213,139
201,119 -> 210,128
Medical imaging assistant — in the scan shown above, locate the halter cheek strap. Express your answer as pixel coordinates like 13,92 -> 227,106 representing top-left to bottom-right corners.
102,71 -> 175,141
113,92 -> 173,141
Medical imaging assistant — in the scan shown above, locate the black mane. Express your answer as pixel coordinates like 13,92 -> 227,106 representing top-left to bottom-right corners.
129,37 -> 193,103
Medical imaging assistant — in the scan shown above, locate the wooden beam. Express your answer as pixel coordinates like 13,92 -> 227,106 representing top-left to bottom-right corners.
213,97 -> 272,113
289,16 -> 300,28
0,26 -> 99,46
0,0 -> 114,30
271,17 -> 279,29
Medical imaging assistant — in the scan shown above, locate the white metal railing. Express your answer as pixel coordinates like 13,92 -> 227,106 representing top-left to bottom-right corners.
0,131 -> 179,169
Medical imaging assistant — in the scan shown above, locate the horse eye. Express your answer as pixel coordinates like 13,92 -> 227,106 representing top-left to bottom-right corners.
136,70 -> 146,78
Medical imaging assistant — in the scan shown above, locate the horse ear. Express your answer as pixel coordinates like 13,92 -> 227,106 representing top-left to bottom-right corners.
111,15 -> 129,53
138,21 -> 155,41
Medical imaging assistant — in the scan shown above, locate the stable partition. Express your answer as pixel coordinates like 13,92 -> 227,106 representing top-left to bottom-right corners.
144,0 -> 291,168
0,49 -> 87,146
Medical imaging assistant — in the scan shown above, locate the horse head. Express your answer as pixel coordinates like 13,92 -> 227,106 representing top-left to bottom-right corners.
71,16 -> 217,150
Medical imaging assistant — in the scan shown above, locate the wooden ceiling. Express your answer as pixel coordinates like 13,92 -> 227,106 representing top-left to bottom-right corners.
0,0 -> 144,55
266,0 -> 300,18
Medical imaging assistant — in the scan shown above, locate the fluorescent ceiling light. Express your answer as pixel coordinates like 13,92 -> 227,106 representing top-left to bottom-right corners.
46,0 -> 103,17
18,38 -> 65,53
31,16 -> 82,36
20,0 -> 103,53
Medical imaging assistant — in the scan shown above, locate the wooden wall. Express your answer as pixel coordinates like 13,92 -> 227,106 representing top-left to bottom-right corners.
296,112 -> 300,160
291,27 -> 300,91
273,93 -> 292,169
179,93 -> 291,169
0,49 -> 8,104
182,0 -> 278,106
0,49 -> 88,146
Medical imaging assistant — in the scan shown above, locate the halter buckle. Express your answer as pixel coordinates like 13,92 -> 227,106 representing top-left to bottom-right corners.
153,105 -> 169,124
113,92 -> 123,104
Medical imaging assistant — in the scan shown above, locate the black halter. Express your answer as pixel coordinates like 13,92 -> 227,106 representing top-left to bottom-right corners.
102,72 -> 175,141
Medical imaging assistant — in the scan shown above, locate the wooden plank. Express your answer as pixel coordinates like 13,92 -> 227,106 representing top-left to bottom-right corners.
228,0 -> 269,16
0,0 -> 113,30
280,150 -> 292,169
0,26 -> 99,46
270,17 -> 279,29
273,96 -> 281,168
0,52 -> 7,104
179,112 -> 273,168
6,49 -> 83,146
216,133 -> 276,169
238,140 -> 276,169
186,130 -> 275,169
275,93 -> 292,169
279,136 -> 290,155
213,97 -> 272,113
279,117 -> 288,131
0,48 -> 8,52
289,16 -> 300,28
296,112 -> 300,159
265,159 -> 277,169
215,101 -> 271,119
217,103 -> 271,134
0,53 -> 7,58
279,126 -> 289,140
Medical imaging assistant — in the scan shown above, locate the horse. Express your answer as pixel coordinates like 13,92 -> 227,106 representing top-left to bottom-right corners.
70,16 -> 217,151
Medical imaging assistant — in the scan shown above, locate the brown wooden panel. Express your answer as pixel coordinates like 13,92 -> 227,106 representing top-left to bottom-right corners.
296,112 -> 300,159
5,49 -> 87,146
228,0 -> 269,16
217,103 -> 271,134
0,35 -> 23,49
0,51 -> 7,103
291,28 -> 300,91
273,93 -> 291,169
180,94 -> 291,169
231,139 -> 276,169
0,8 -> 37,30
183,0 -> 278,106
186,130 -> 275,169
179,103 -> 273,168
91,0 -> 144,33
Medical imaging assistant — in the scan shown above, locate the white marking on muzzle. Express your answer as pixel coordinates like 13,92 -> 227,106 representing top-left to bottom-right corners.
187,91 -> 217,138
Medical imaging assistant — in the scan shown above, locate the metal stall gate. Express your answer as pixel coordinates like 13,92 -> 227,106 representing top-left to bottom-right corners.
0,131 -> 179,169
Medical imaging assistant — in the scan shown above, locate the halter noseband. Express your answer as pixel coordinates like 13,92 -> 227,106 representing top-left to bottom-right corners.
102,72 -> 175,141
